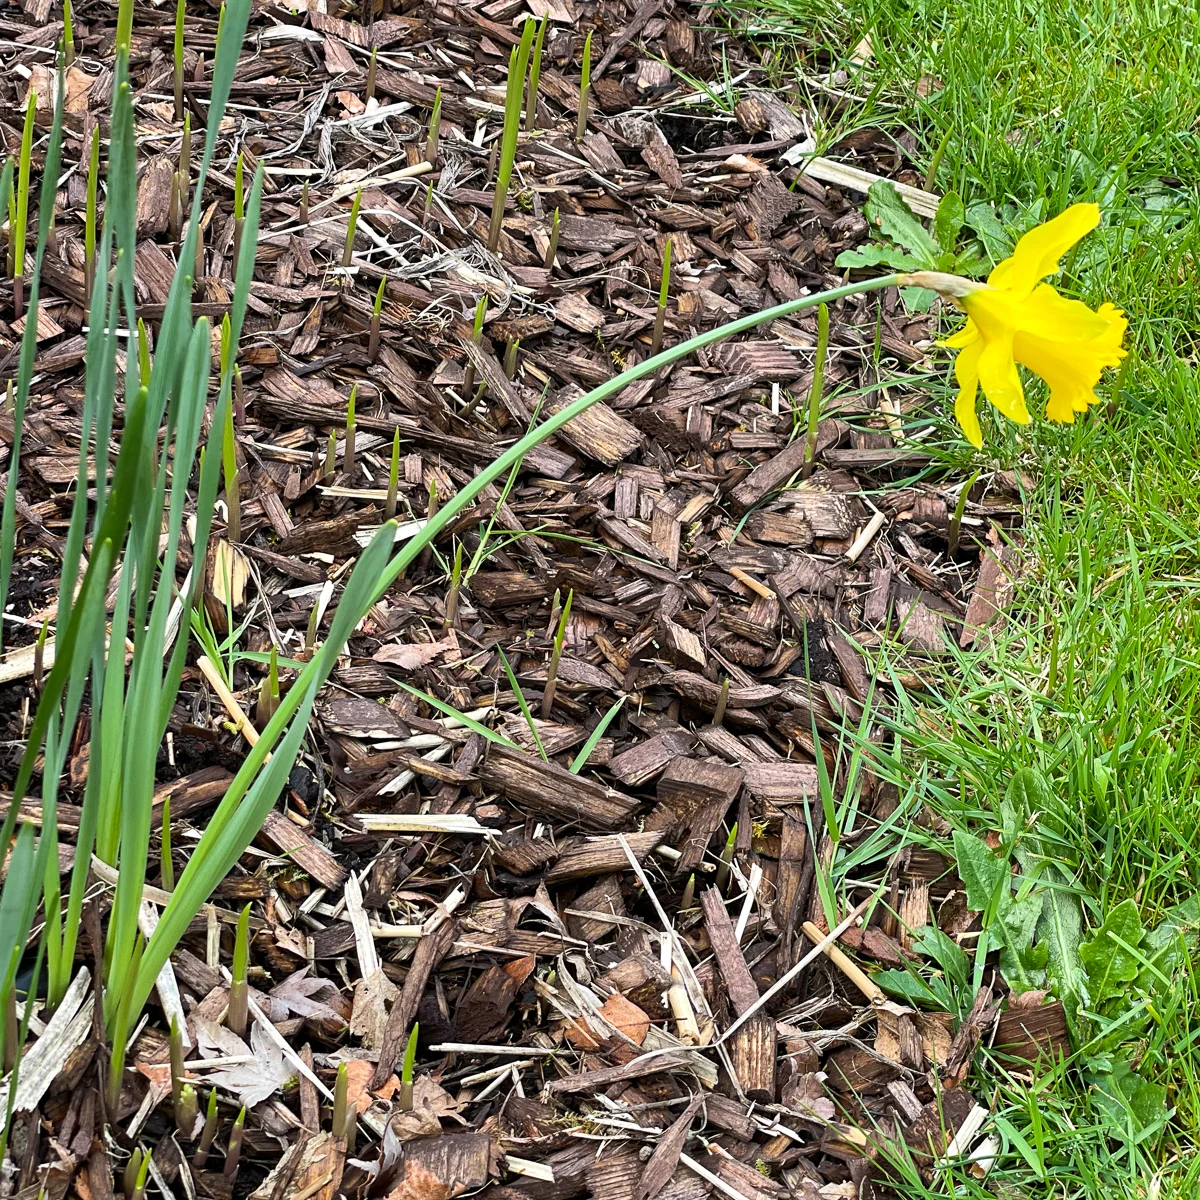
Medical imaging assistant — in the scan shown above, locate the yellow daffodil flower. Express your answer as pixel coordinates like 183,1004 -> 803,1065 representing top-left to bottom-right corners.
902,203 -> 1127,448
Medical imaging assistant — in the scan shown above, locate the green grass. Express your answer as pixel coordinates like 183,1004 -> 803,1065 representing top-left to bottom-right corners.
732,0 -> 1200,1193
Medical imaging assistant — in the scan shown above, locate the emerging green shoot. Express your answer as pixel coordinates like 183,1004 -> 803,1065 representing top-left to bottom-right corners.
341,187 -> 362,267
222,370 -> 241,543
299,179 -> 309,226
445,542 -> 463,628
169,1015 -> 185,1109
368,275 -> 385,363
343,1101 -> 357,1152
569,696 -> 624,773
124,1148 -> 145,1200
192,1088 -> 220,1167
715,823 -> 738,892
228,902 -> 250,1037
399,1022 -> 419,1110
384,428 -> 401,521
541,588 -> 572,718
712,675 -> 729,727
544,206 -> 560,269
176,1083 -> 199,1137
63,0 -> 76,68
504,337 -> 520,378
576,31 -> 592,142
488,21 -> 535,254
460,294 -> 488,397
137,317 -> 152,388
800,302 -> 829,481
32,616 -> 49,690
365,47 -> 377,104
650,237 -> 671,356
422,180 -> 434,225
947,468 -> 979,556
174,0 -> 186,121
526,15 -> 548,132
500,648 -> 546,760
232,153 -> 245,270
680,872 -> 695,910
13,89 -> 36,317
343,384 -> 358,479
160,795 -> 174,890
84,127 -> 99,299
257,644 -> 280,727
426,87 -> 442,165
332,1060 -> 348,1134
224,1106 -> 246,1177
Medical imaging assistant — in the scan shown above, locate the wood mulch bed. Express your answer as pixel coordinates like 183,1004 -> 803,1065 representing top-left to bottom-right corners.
0,1 -> 1056,1199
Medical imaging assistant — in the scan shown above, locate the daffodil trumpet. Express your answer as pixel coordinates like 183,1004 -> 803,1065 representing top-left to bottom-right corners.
900,202 -> 1127,447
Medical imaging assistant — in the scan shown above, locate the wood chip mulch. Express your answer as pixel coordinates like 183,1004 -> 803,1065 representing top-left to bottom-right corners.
0,2 -> 1057,1199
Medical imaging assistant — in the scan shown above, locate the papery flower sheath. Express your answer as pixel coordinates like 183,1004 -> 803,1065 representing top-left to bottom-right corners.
904,203 -> 1127,447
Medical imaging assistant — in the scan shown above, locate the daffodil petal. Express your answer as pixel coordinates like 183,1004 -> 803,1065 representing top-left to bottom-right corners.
986,203 -> 1100,299
942,318 -> 979,349
953,336 -> 984,448
977,333 -> 1030,425
1014,283 -> 1125,344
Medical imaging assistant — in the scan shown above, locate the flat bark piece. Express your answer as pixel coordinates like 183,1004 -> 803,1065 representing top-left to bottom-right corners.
771,555 -> 844,599
960,542 -> 1021,647
704,1093 -> 757,1140
993,999 -> 1069,1061
902,1087 -> 977,1164
634,1093 -> 703,1200
373,921 -> 455,1087
734,90 -> 808,139
733,172 -> 801,240
598,993 -> 651,1046
135,155 -> 174,237
567,875 -> 627,943
943,986 -> 1001,1086
454,955 -> 535,1042
712,340 -> 806,385
469,572 -> 549,609
823,1045 -> 902,1094
724,424 -> 840,513
641,130 -> 684,189
744,510 -> 813,547
742,761 -> 818,802
543,1051 -> 701,1094
555,291 -> 608,334
779,491 -> 860,539
544,830 -> 664,885
545,388 -> 645,466
480,744 -> 639,829
774,810 -> 808,966
609,731 -> 694,787
260,810 -> 347,890
862,568 -> 893,625
700,888 -> 775,1100
661,670 -> 779,709
894,597 -> 948,654
400,1133 -> 493,1197
828,628 -> 871,701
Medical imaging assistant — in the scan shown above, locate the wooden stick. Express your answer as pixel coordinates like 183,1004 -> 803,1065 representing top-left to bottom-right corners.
801,919 -> 886,1004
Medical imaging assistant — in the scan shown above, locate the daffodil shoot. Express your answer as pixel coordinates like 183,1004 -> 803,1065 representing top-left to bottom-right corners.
903,203 -> 1127,447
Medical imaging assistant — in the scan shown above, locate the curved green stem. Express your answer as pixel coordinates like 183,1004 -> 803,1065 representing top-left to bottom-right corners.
369,273 -> 902,602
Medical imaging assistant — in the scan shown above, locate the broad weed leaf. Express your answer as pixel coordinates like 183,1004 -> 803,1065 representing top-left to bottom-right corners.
933,191 -> 966,253
953,828 -> 1009,914
1079,897 -> 1145,1006
863,180 -> 940,265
